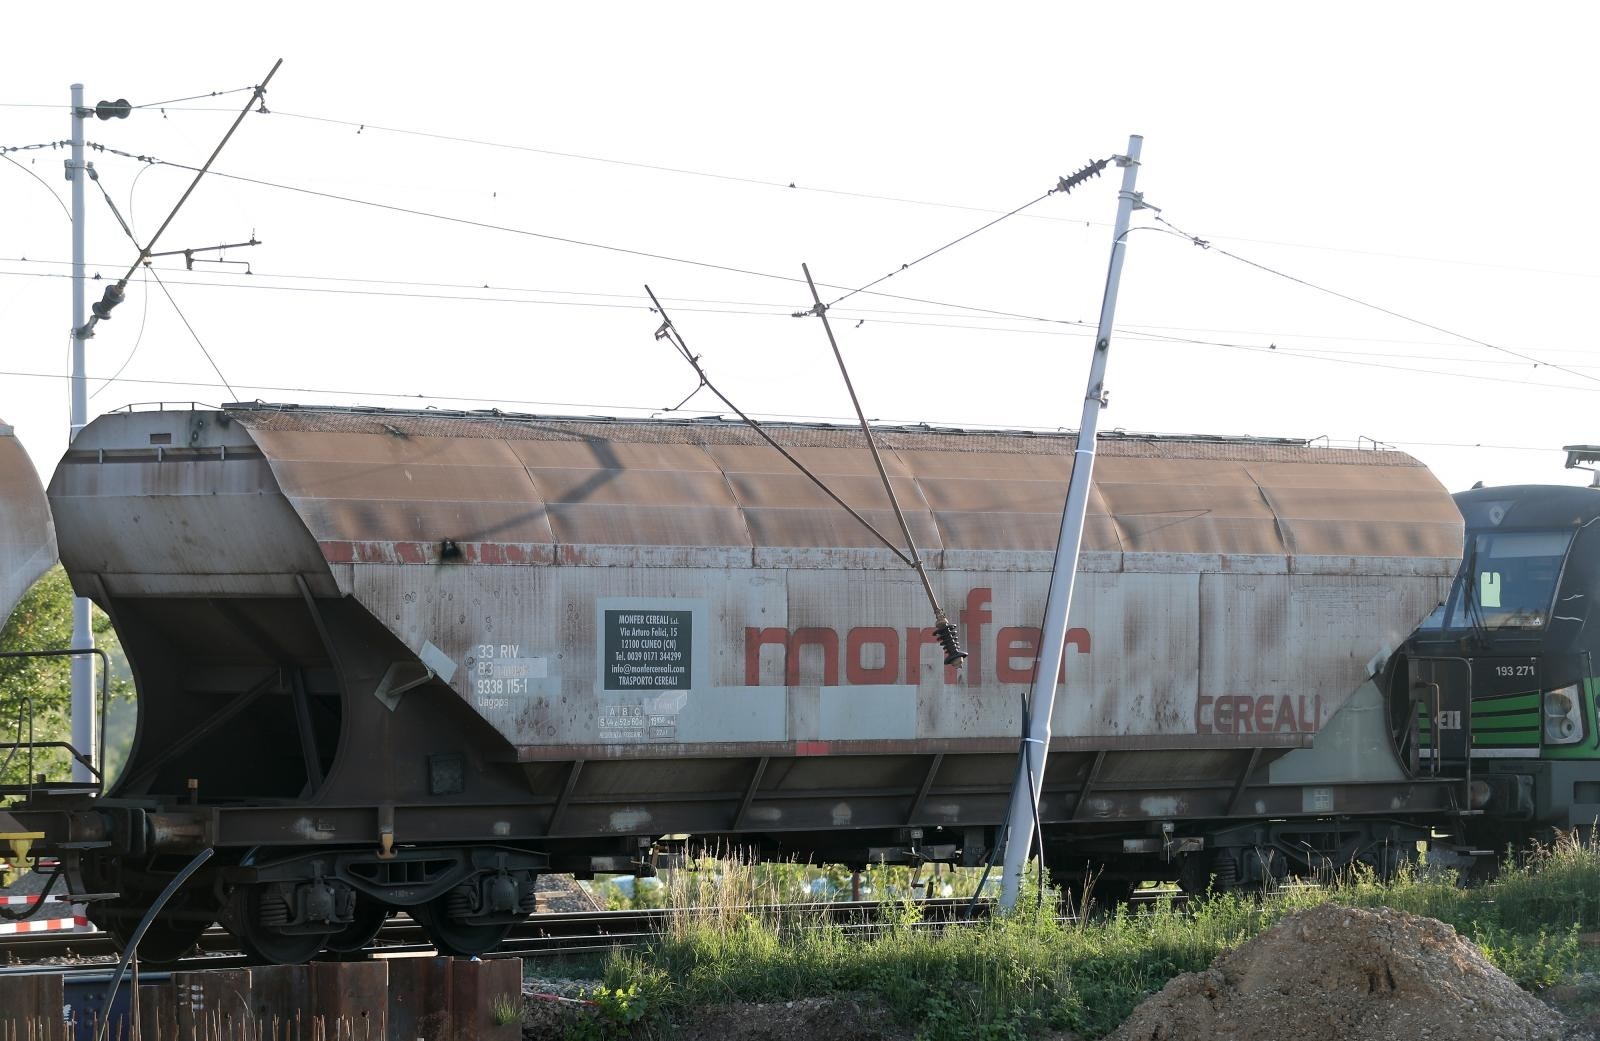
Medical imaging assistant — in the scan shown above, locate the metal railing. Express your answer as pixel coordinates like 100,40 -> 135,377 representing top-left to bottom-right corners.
0,646 -> 111,798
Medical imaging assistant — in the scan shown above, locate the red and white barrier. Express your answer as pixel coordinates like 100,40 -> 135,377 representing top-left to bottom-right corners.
0,891 -> 91,935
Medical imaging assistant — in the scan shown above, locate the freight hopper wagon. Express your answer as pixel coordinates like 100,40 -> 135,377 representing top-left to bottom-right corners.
0,419 -> 61,867
12,405 -> 1466,962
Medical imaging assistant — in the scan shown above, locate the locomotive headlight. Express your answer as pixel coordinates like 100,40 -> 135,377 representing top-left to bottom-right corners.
1543,684 -> 1583,745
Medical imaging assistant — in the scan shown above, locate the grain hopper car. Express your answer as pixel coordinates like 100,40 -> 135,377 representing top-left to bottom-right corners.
9,404 -> 1468,960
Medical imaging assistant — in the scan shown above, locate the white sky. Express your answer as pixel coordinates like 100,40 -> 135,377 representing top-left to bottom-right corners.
2,2 -> 1597,494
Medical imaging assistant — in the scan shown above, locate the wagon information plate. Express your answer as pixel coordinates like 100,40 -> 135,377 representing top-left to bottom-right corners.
603,610 -> 693,691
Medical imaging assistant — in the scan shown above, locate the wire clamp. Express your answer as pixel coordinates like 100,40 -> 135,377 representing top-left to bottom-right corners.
1123,190 -> 1160,213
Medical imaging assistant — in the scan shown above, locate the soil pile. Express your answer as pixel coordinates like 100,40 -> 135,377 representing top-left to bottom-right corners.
1110,903 -> 1571,1041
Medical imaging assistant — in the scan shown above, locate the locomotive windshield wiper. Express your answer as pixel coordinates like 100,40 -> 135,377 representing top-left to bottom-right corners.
1459,537 -> 1490,648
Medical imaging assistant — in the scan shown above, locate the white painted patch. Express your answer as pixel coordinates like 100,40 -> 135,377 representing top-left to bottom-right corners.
747,806 -> 783,823
419,640 -> 457,684
493,821 -> 511,836
925,803 -> 962,820
830,801 -> 853,826
289,818 -> 333,842
610,809 -> 653,832
1139,796 -> 1182,817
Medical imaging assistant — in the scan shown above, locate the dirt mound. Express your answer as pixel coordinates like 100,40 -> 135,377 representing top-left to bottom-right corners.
1110,904 -> 1571,1041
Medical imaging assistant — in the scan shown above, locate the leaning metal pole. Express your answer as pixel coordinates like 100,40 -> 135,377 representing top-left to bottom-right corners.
67,83 -> 96,783
998,134 -> 1144,910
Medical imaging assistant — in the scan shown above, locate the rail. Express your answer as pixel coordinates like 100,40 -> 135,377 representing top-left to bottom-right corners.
0,890 -> 1188,969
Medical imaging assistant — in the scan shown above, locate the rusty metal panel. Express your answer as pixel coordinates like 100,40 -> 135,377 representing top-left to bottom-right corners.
0,973 -> 63,1040
172,969 -> 253,1041
388,958 -> 454,1041
309,961 -> 388,1038
50,420 -> 330,599
247,964 -> 308,1035
0,419 -> 56,623
224,407 -> 1463,561
139,983 -> 178,1041
450,958 -> 522,1041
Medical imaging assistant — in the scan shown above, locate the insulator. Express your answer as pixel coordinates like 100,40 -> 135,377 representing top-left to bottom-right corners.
934,620 -> 968,667
95,99 -> 132,120
90,283 -> 125,321
1056,158 -> 1110,195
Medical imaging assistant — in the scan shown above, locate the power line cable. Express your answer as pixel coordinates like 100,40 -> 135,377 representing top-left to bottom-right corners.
820,187 -> 1056,308
811,158 -> 1110,310
21,99 -> 1600,285
90,268 -> 150,400
145,267 -> 238,401
134,85 -> 256,110
258,108 -> 1600,283
16,252 -> 1600,360
75,61 -> 281,345
267,109 -> 1110,229
84,142 -> 1072,325
0,152 -> 72,223
1118,326 -> 1600,393
1152,213 -> 1600,389
6,263 -> 1600,386
3,255 -> 1089,326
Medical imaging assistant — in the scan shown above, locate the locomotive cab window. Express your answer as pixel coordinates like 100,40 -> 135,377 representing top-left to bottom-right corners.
1445,530 -> 1573,630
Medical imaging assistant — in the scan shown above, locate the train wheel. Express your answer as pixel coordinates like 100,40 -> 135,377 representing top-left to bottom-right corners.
231,885 -> 330,964
323,897 -> 390,954
411,897 -> 512,957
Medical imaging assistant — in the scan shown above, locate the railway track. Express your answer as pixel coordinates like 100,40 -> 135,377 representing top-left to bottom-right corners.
0,890 -> 1185,971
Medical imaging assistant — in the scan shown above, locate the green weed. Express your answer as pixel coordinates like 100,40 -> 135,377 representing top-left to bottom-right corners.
586,837 -> 1600,1039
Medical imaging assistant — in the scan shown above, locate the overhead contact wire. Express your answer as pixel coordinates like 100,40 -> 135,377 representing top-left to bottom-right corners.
83,142 -> 1074,325
814,158 -> 1111,310
800,262 -> 965,665
1152,213 -> 1600,389
78,59 -> 282,344
147,267 -> 238,401
644,284 -> 915,567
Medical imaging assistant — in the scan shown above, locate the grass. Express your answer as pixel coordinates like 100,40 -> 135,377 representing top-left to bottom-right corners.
572,835 -> 1600,1040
